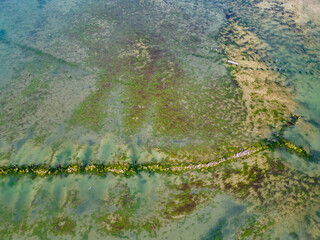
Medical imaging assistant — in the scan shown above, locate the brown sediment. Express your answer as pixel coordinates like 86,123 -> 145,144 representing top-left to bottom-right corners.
275,0 -> 320,26
219,21 -> 295,137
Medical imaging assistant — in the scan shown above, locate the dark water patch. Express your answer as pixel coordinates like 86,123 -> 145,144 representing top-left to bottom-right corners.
201,218 -> 225,240
305,118 -> 320,128
288,232 -> 300,240
137,136 -> 142,147
275,149 -> 319,177
0,29 -> 6,41
283,129 -> 311,149
56,149 -> 72,163
309,150 -> 320,163
82,147 -> 92,165
225,10 -> 235,20
15,139 -> 27,152
15,128 -> 34,151
7,176 -> 19,187
201,205 -> 248,240
37,0 -> 46,9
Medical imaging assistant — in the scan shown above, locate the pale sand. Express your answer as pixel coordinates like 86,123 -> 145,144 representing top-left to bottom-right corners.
220,22 -> 295,137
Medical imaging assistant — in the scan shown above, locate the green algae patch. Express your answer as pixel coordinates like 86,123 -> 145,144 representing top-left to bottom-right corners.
69,72 -> 117,132
163,188 -> 210,219
69,89 -> 108,132
121,44 -> 189,136
22,77 -> 49,97
238,217 -> 275,240
50,216 -> 77,235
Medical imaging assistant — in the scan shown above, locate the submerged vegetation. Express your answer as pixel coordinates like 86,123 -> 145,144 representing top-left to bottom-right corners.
0,121 -> 311,178
0,0 -> 319,238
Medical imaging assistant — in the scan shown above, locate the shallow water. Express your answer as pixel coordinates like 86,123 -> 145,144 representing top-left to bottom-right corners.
0,0 -> 319,239
0,174 -> 250,239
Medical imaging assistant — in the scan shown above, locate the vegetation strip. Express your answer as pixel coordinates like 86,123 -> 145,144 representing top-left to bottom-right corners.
0,139 -> 310,178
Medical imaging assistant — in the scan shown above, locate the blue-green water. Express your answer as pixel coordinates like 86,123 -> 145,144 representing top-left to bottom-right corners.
0,0 -> 319,239
0,174 -> 252,239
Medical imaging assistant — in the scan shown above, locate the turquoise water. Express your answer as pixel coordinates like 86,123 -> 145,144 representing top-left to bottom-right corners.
0,174 -> 251,239
0,0 -> 319,239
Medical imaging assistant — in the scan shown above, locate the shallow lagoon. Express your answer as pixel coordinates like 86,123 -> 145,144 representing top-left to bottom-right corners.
0,0 -> 320,239
0,174 -> 251,239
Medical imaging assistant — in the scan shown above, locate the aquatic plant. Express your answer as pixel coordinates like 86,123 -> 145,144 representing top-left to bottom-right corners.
0,138 -> 309,178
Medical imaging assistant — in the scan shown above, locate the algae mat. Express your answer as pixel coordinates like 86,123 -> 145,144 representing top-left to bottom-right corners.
0,0 -> 319,239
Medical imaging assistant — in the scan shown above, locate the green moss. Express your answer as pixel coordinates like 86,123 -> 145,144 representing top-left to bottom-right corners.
239,217 -> 274,239
0,151 -> 11,161
163,188 -> 207,218
69,89 -> 108,132
22,78 -> 49,97
31,221 -> 51,240
33,134 -> 47,145
107,215 -> 131,235
51,216 -> 76,235
17,43 -> 78,68
141,218 -> 160,236
289,232 -> 299,239
69,67 -> 119,132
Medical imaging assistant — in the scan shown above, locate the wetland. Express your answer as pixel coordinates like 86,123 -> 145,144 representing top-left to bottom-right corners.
0,0 -> 319,239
